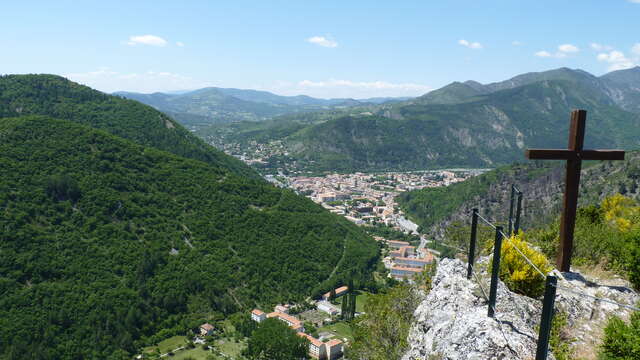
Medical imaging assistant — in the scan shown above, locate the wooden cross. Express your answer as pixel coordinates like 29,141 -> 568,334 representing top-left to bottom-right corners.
525,110 -> 625,272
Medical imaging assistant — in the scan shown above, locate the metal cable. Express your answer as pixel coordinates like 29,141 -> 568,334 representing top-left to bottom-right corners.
431,241 -> 466,253
476,214 -> 497,229
553,284 -> 640,312
467,262 -> 515,352
469,262 -> 489,301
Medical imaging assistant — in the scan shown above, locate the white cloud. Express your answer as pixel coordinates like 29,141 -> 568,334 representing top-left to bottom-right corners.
590,43 -> 613,51
632,43 -> 640,55
306,36 -> 337,48
260,78 -> 431,98
535,44 -> 579,59
176,41 -> 185,47
596,50 -> 637,71
458,39 -> 483,49
512,41 -> 522,46
64,67 -> 212,93
558,44 -> 579,53
628,0 -> 640,3
126,35 -> 167,47
535,51 -> 552,58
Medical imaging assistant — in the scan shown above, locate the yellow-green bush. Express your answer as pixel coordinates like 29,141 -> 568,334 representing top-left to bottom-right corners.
491,233 -> 552,298
601,194 -> 639,233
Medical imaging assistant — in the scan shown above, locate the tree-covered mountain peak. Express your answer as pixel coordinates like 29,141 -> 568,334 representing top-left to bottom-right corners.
0,74 -> 257,179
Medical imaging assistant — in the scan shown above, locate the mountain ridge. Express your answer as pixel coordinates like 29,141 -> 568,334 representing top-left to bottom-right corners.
208,67 -> 640,173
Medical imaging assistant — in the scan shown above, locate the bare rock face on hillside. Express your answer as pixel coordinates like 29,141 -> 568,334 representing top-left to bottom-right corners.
402,258 -> 640,360
402,258 -> 547,360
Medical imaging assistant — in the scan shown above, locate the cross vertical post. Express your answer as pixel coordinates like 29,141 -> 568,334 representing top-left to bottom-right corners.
557,110 -> 585,272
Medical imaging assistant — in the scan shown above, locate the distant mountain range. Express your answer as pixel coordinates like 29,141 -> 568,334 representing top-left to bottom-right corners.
207,67 -> 640,172
114,87 -> 410,125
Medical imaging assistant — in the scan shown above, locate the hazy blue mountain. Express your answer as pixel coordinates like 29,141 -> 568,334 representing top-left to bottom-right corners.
115,87 -> 411,125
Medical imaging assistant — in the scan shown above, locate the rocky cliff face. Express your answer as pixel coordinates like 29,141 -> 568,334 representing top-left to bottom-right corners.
402,259 -> 546,360
402,258 -> 639,360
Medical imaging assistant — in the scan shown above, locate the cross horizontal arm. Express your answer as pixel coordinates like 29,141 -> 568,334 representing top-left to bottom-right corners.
526,149 -> 625,161
526,149 -> 574,160
580,150 -> 625,161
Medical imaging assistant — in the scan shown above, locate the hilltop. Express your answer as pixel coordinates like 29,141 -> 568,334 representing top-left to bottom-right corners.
115,87 -> 407,126
0,74 -> 256,179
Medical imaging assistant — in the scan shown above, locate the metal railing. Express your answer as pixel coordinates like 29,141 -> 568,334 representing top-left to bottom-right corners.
439,184 -> 639,360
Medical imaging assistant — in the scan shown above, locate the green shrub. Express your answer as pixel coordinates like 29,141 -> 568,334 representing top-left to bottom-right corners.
491,233 -> 552,298
599,312 -> 640,359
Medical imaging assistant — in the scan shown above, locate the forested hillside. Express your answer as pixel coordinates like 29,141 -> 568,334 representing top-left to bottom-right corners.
0,74 -> 256,179
207,67 -> 640,172
0,116 -> 379,359
398,152 -> 640,238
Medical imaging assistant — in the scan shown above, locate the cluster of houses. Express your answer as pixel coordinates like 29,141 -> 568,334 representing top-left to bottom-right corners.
251,288 -> 348,360
385,240 -> 435,280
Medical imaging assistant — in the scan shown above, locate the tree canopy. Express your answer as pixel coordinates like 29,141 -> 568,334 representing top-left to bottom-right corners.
0,116 -> 378,359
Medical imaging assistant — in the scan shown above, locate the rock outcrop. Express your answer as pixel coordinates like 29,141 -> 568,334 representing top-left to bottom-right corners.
402,258 -> 639,360
403,258 -> 546,360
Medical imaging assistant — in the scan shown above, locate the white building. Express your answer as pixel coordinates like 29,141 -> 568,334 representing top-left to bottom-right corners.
251,309 -> 266,322
317,301 -> 340,316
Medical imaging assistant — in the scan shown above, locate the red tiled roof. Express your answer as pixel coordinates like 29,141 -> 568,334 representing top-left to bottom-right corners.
395,256 -> 432,264
323,285 -> 349,299
326,339 -> 343,347
200,323 -> 214,330
251,309 -> 264,315
391,265 -> 423,273
267,311 -> 303,328
387,240 -> 410,245
297,332 -> 323,347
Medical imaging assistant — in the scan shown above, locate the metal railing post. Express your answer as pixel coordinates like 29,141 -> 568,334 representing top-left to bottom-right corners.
508,185 -> 516,235
514,191 -> 523,234
535,275 -> 558,360
467,208 -> 479,279
488,226 -> 503,318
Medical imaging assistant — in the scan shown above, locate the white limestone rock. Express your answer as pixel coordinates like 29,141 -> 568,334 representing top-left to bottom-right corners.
402,258 -> 549,360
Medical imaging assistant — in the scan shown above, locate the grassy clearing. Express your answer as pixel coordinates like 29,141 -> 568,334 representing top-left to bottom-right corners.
215,338 -> 246,358
318,322 -> 354,343
143,335 -> 187,354
171,347 -> 213,360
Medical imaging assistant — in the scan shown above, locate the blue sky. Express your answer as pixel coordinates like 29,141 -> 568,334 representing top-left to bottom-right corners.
2,0 -> 639,98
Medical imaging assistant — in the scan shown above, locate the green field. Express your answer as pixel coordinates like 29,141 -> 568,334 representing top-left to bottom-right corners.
171,347 -> 214,360
318,322 -> 354,343
143,335 -> 188,354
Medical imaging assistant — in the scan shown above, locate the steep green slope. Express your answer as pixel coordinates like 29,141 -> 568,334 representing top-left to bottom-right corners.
0,74 -> 256,179
283,79 -> 640,171
208,67 -> 640,173
413,81 -> 488,105
397,152 -> 640,237
600,66 -> 640,113
0,116 -> 378,359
